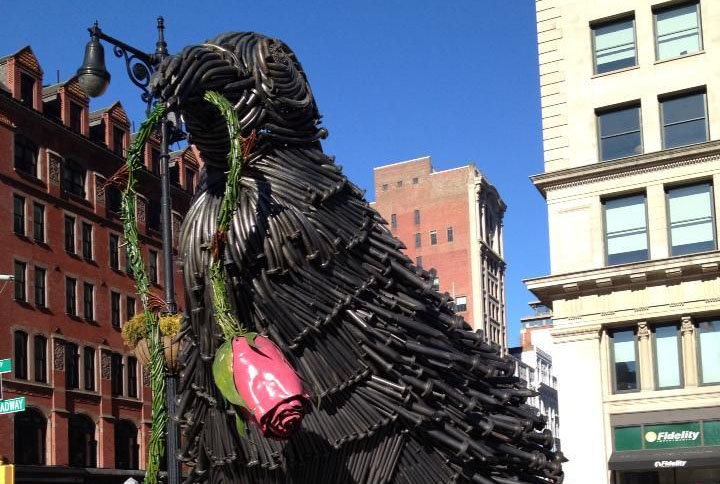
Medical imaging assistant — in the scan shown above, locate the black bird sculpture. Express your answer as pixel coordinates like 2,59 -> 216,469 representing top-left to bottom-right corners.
150,31 -> 564,484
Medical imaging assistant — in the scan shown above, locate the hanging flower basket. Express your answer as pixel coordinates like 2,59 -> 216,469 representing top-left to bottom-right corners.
134,335 -> 182,373
123,313 -> 183,372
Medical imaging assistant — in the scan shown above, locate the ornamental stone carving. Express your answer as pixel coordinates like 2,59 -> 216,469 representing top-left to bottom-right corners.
681,316 -> 694,335
53,339 -> 65,371
142,366 -> 151,387
137,198 -> 146,223
95,175 -> 106,205
101,351 -> 112,380
637,321 -> 650,340
49,154 -> 61,185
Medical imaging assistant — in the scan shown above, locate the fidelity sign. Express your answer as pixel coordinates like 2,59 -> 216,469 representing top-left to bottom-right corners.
645,430 -> 700,444
654,460 -> 687,468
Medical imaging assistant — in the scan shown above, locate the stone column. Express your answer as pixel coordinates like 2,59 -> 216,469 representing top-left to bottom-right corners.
681,316 -> 698,387
637,321 -> 655,391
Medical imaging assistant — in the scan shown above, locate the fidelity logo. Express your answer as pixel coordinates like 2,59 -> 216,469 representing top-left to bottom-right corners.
645,430 -> 699,443
654,460 -> 687,468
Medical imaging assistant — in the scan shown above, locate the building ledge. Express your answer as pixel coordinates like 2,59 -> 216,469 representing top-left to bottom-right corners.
525,251 -> 720,301
530,139 -> 720,197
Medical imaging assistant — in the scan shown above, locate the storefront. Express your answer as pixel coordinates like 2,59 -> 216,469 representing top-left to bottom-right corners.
610,420 -> 720,484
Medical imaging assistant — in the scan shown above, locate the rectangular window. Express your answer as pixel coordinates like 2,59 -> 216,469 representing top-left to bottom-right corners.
84,347 -> 95,391
447,226 -> 454,242
111,353 -> 124,396
661,91 -> 708,149
34,266 -> 46,308
592,17 -> 636,74
414,209 -> 420,225
34,335 -> 46,383
62,161 -> 86,198
390,213 -> 397,229
82,223 -> 93,259
396,180 -> 403,188
83,283 -> 94,321
113,126 -> 125,156
107,186 -> 122,214
14,331 -> 27,379
414,233 -> 421,248
655,2 -> 702,60
127,357 -> 138,398
382,184 -> 388,191
598,104 -> 642,161
455,296 -> 467,312
611,329 -> 639,392
653,324 -> 683,389
64,216 -> 76,253
14,194 -> 25,235
111,291 -> 121,329
170,164 -> 180,186
14,135 -> 37,177
432,277 -> 440,291
412,177 -> 419,185
109,234 -> 120,270
66,277 -> 77,316
430,230 -> 438,245
69,102 -> 83,133
416,256 -> 422,268
697,319 -> 720,384
185,168 -> 195,193
149,250 -> 159,284
66,342 -> 79,389
33,203 -> 44,242
151,148 -> 161,176
667,183 -> 715,256
147,200 -> 161,231
19,72 -> 35,108
604,194 -> 649,265
126,296 -> 136,321
14,260 -> 26,301
126,247 -> 133,278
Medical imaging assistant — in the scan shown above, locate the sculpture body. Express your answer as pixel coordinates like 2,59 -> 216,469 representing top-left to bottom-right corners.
151,32 -> 564,484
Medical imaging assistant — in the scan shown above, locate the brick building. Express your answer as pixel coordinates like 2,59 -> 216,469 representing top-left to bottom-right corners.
0,46 -> 198,483
373,156 -> 508,349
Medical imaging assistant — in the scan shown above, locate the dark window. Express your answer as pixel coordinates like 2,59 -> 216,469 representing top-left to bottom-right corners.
447,226 -> 454,242
14,408 -> 46,465
382,184 -> 388,191
82,223 -> 92,259
655,2 -> 702,60
396,180 -> 403,188
598,104 -> 642,161
611,329 -> 639,392
34,335 -> 46,383
83,283 -> 94,321
414,209 -> 420,225
149,250 -> 158,284
84,347 -> 95,391
126,296 -> 136,321
111,353 -> 124,396
107,186 -> 122,213
19,72 -> 35,108
66,277 -> 77,316
127,357 -> 138,398
14,331 -> 27,379
667,183 -> 715,256
170,164 -> 180,186
390,213 -> 397,229
126,247 -> 133,278
113,126 -> 125,156
111,292 -> 121,329
68,414 -> 96,467
661,91 -> 708,149
592,17 -> 636,74
14,194 -> 25,235
431,277 -> 440,291
604,194 -> 648,265
430,231 -> 438,245
65,216 -> 76,253
416,256 -> 422,268
33,203 -> 44,242
414,233 -> 421,248
65,342 -> 79,389
115,420 -> 139,470
62,160 -> 86,198
412,177 -> 419,184
151,148 -> 161,175
14,260 -> 26,301
697,319 -> 720,384
185,168 -> 195,193
454,296 -> 467,312
109,234 -> 120,270
69,102 -> 83,133
147,199 -> 161,231
14,134 -> 37,176
34,266 -> 46,308
653,324 -> 683,389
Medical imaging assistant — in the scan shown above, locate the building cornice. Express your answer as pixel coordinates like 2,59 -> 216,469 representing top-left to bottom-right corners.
550,324 -> 602,343
530,140 -> 720,197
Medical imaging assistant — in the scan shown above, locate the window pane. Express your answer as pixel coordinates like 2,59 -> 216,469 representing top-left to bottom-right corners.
600,107 -> 641,137
698,320 -> 720,384
668,183 -> 714,255
594,19 -> 636,73
14,195 -> 25,235
655,325 -> 682,388
613,330 -> 638,391
598,107 -> 642,160
605,195 -> 648,265
656,3 -> 701,60
662,93 -> 707,149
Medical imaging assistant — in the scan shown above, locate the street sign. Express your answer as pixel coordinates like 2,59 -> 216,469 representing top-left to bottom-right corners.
0,360 -> 10,374
0,397 -> 25,415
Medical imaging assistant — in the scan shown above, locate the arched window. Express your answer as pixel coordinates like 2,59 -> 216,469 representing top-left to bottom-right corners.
115,420 -> 139,470
68,414 -> 96,467
14,407 -> 46,465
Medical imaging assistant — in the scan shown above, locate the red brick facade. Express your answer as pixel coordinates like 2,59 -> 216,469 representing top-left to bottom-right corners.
0,46 -> 198,482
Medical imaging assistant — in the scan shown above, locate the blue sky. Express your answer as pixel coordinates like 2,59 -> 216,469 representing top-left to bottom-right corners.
2,1 -> 548,346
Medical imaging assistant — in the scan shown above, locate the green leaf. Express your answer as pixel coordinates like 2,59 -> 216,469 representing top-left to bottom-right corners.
244,332 -> 258,347
212,341 -> 247,408
235,412 -> 247,438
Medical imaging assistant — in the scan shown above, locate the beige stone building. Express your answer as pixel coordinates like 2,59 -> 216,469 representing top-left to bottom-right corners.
526,1 -> 720,483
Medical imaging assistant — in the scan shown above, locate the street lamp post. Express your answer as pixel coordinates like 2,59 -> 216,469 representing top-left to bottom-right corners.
77,17 -> 182,484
